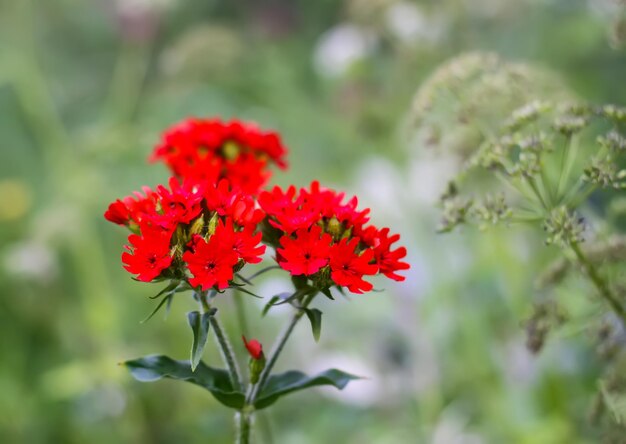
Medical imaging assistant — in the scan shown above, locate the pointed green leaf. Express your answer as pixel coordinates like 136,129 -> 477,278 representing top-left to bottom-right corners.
273,287 -> 315,306
304,308 -> 323,342
141,294 -> 174,323
254,369 -> 361,410
123,355 -> 245,409
262,295 -> 282,317
164,294 -> 174,319
321,288 -> 334,300
244,265 -> 281,282
235,273 -> 254,286
236,287 -> 263,298
149,280 -> 180,299
187,310 -> 214,371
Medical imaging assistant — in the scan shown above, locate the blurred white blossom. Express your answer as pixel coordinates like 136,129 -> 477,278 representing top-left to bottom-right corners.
313,24 -> 377,78
431,410 -> 485,444
385,2 -> 447,45
408,154 -> 461,205
3,240 -> 58,282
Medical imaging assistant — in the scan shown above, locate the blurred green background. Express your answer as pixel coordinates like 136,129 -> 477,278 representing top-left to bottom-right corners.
1,0 -> 625,442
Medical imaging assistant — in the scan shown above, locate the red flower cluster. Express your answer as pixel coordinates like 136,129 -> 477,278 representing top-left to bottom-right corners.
259,182 -> 409,294
150,118 -> 288,195
106,117 -> 409,298
105,178 -> 265,289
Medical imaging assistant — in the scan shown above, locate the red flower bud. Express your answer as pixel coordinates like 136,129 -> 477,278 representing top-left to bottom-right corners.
242,335 -> 263,360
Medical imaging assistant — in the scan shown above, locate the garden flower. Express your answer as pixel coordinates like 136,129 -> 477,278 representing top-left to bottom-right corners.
277,225 -> 333,276
150,117 -> 288,194
122,226 -> 174,282
329,238 -> 378,294
183,234 -> 239,290
106,116 -> 407,444
260,181 -> 409,293
105,177 -> 265,288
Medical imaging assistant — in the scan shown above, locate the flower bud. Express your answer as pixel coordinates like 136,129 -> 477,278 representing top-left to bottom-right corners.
189,216 -> 205,236
326,216 -> 342,239
242,336 -> 266,384
207,212 -> 219,236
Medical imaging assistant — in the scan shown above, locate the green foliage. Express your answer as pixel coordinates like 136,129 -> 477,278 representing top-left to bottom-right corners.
254,369 -> 361,410
304,308 -> 323,342
124,355 -> 246,409
187,311 -> 213,372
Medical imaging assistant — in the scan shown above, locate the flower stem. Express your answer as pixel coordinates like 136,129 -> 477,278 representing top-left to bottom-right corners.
246,292 -> 317,405
570,241 -> 626,326
197,290 -> 244,392
235,410 -> 254,444
233,290 -> 249,336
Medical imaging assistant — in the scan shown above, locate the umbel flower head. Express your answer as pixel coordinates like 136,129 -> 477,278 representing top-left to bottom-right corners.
105,177 -> 265,290
150,117 -> 288,195
259,181 -> 409,294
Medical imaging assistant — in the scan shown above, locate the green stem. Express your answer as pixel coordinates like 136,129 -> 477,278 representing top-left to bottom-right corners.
101,41 -> 151,125
526,177 -> 549,211
233,290 -> 249,337
235,410 -> 253,444
246,292 -> 317,405
197,290 -> 244,392
570,242 -> 626,326
556,134 -> 574,202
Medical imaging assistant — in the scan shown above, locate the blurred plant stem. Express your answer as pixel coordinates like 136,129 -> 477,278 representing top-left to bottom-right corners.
199,290 -> 245,392
10,0 -> 124,346
236,410 -> 254,444
246,292 -> 317,404
101,42 -> 151,126
233,290 -> 249,336
570,241 -> 626,326
6,3 -> 158,434
12,0 -> 71,179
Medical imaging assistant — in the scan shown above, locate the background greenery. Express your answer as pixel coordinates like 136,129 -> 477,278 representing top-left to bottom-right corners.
1,0 -> 625,442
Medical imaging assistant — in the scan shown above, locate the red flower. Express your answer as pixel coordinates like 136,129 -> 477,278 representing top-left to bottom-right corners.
152,177 -> 204,227
104,199 -> 132,225
372,228 -> 410,282
242,336 -> 264,360
258,185 -> 319,233
213,219 -> 266,264
183,235 -> 239,290
150,118 -> 288,194
329,238 -> 378,294
261,181 -> 409,290
277,225 -> 332,276
204,180 -> 264,227
104,186 -> 158,226
122,227 -> 173,282
259,181 -> 371,236
224,154 -> 271,196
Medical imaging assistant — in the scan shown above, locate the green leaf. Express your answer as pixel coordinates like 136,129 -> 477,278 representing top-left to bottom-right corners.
304,308 -> 323,342
141,294 -> 174,323
244,265 -> 281,282
150,280 -> 177,299
254,369 -> 361,410
235,287 -> 263,299
123,355 -> 245,409
321,288 -> 334,300
262,295 -> 282,317
187,310 -> 214,371
273,287 -> 315,306
235,273 -> 254,286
